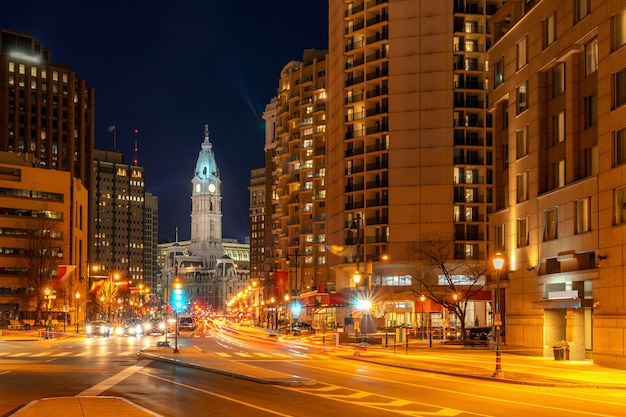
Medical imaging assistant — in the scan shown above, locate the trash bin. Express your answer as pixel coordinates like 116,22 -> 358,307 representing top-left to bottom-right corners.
24,323 -> 30,330
553,347 -> 564,360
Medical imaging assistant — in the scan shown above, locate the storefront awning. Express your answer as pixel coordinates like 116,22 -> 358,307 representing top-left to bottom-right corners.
532,298 -> 590,309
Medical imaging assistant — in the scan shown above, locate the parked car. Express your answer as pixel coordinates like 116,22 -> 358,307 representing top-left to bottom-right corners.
86,321 -> 112,337
467,326 -> 492,341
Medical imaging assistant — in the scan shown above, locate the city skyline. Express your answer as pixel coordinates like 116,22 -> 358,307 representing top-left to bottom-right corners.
0,1 -> 328,242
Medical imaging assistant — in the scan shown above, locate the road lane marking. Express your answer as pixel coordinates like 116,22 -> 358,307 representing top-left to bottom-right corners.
8,352 -> 30,357
53,352 -> 71,357
234,352 -> 252,357
215,352 -> 232,358
139,370 -> 293,416
77,359 -> 153,396
253,352 -> 272,358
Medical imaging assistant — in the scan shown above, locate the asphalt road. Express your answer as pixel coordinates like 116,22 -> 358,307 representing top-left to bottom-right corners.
1,328 -> 625,416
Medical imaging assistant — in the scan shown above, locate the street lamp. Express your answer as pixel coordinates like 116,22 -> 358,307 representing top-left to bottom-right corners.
44,287 -> 52,336
75,291 -> 81,333
420,294 -> 426,341
492,252 -> 504,377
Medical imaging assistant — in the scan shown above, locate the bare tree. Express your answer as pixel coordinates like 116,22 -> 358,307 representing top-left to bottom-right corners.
20,214 -> 64,324
97,280 -> 118,321
411,234 -> 490,341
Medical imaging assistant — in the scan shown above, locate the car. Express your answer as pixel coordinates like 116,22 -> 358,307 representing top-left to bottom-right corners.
239,318 -> 251,327
122,319 -> 145,336
86,321 -> 112,337
467,326 -> 492,341
178,317 -> 196,331
292,323 -> 314,336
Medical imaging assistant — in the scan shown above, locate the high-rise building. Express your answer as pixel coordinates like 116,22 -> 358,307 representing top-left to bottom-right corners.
325,1 -> 497,327
144,192 -> 159,291
249,167 -> 266,287
92,149 -> 146,284
263,50 -> 329,322
489,0 -> 626,367
0,28 -> 95,290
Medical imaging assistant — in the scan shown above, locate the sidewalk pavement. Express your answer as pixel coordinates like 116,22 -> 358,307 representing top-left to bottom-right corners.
10,396 -> 160,417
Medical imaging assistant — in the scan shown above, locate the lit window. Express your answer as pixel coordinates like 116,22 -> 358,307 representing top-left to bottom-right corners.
30,67 -> 37,77
612,8 -> 626,51
18,64 -> 25,74
543,207 -> 558,241
554,110 -> 565,144
553,159 -> 565,188
517,171 -> 529,203
8,61 -> 14,72
575,0 -> 590,23
517,81 -> 528,114
615,186 -> 626,225
516,126 -> 528,159
494,224 -> 505,252
495,57 -> 504,87
517,37 -> 527,70
575,197 -> 591,234
586,38 -> 598,76
543,12 -> 556,49
554,63 -> 565,96
517,217 -> 529,247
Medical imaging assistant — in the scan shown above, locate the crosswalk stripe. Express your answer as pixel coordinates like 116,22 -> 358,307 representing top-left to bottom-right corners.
234,352 -> 252,357
8,352 -> 30,357
32,352 -> 49,357
215,352 -> 231,358
75,351 -> 90,356
253,352 -> 272,358
53,352 -> 71,357
118,351 -> 133,356
272,353 -> 291,358
0,352 -> 10,357
309,354 -> 327,359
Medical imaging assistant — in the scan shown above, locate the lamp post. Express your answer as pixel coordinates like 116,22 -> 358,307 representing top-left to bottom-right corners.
420,294 -> 426,341
492,252 -> 504,377
44,287 -> 52,336
75,291 -> 81,333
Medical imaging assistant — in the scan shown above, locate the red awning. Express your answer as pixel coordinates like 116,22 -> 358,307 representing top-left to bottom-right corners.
470,290 -> 492,301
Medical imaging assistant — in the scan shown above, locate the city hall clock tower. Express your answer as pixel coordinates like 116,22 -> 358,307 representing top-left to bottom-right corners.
190,125 -> 223,268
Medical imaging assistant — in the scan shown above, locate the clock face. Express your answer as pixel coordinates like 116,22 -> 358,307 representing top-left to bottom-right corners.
195,184 -> 201,193
209,183 -> 216,193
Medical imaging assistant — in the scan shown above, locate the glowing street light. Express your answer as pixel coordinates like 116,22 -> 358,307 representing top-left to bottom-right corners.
492,252 -> 504,377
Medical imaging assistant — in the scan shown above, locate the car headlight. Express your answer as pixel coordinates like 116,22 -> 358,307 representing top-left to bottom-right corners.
144,323 -> 151,331
86,325 -> 92,333
159,322 -> 166,330
115,327 -> 124,336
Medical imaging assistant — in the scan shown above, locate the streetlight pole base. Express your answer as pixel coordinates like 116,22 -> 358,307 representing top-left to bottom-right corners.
172,347 -> 180,354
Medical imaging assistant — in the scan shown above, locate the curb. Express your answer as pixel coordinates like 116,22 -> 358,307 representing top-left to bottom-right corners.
346,355 -> 626,389
137,350 -> 314,387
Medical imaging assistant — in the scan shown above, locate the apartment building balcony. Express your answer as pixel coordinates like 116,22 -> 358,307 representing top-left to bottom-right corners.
453,193 -> 485,203
366,105 -> 388,117
345,74 -> 365,87
345,164 -> 365,175
454,156 -> 484,165
454,214 -> 485,222
346,56 -> 365,69
454,232 -> 485,241
366,197 -> 388,207
454,80 -> 486,90
345,146 -> 365,157
345,182 -> 365,193
454,118 -> 484,128
366,216 -> 388,226
366,160 -> 388,171
366,142 -> 388,153
345,201 -> 365,210
454,98 -> 484,109
366,179 -> 388,189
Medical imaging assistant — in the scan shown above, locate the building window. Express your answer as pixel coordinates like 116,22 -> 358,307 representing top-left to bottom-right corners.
517,37 -> 527,70
543,12 -> 556,49
586,38 -> 598,76
615,127 -> 626,166
585,93 -> 598,128
613,8 -> 626,51
575,0 -> 590,24
615,186 -> 626,225
517,171 -> 529,203
554,63 -> 565,97
543,207 -> 558,241
615,68 -> 626,108
553,159 -> 565,188
494,224 -> 505,252
575,197 -> 591,234
517,81 -> 528,114
583,146 -> 598,177
516,126 -> 528,159
517,217 -> 529,247
554,110 -> 565,144
495,57 -> 504,87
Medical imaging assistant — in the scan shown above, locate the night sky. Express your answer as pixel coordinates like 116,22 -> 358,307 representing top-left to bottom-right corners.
1,1 -> 328,242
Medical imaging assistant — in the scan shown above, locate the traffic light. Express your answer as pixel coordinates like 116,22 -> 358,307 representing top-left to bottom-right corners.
173,277 -> 183,312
